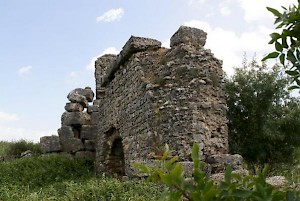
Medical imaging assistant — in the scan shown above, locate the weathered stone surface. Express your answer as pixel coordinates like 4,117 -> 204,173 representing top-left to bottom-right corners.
205,154 -> 243,173
93,26 -> 229,176
67,92 -> 88,108
75,151 -> 95,160
87,105 -> 98,114
61,111 -> 91,126
266,176 -> 288,189
68,87 -> 94,102
65,102 -> 84,112
58,126 -> 74,140
170,26 -> 207,48
81,125 -> 97,140
60,138 -> 84,153
84,140 -> 95,151
20,150 -> 33,158
40,136 -> 62,154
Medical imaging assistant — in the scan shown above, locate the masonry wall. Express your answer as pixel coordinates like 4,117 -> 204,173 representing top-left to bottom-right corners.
93,26 -> 228,176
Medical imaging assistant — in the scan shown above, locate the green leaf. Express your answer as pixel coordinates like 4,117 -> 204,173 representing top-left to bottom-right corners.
279,53 -> 286,65
288,85 -> 300,90
132,163 -> 151,174
262,52 -> 280,61
285,70 -> 299,76
275,41 -> 283,51
287,50 -> 297,63
267,7 -> 282,17
269,33 -> 281,44
161,144 -> 170,161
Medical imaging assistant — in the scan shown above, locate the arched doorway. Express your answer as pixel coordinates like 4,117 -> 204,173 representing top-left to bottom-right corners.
104,127 -> 125,175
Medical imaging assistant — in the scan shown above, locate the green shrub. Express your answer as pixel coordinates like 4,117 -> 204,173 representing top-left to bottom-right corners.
5,140 -> 41,158
0,141 -> 10,156
134,144 -> 300,201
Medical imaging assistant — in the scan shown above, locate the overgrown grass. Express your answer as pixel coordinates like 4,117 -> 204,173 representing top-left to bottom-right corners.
0,154 -> 162,200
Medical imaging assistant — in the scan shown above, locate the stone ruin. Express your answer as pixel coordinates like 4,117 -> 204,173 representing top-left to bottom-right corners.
40,26 -> 244,176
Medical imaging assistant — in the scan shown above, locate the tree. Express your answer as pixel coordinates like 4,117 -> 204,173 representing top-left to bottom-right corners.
225,58 -> 300,165
262,1 -> 300,90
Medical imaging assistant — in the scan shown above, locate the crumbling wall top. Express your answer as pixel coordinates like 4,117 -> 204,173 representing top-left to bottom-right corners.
170,25 -> 207,48
100,36 -> 161,87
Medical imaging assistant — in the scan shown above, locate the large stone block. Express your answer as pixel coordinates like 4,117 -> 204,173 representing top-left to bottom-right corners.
61,111 -> 91,126
67,93 -> 88,108
65,102 -> 84,112
81,125 -> 97,140
58,126 -> 74,140
40,136 -> 62,154
170,26 -> 207,48
60,138 -> 84,153
68,87 -> 94,103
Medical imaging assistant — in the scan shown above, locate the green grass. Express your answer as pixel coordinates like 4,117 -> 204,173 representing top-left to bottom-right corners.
0,154 -> 162,201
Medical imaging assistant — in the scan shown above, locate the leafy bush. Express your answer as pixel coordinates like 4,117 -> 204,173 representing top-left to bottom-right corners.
134,144 -> 300,201
225,59 -> 300,164
0,141 -> 10,156
4,140 -> 41,158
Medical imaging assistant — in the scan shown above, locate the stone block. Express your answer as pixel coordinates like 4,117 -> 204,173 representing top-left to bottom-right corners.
170,26 -> 207,48
75,151 -> 95,160
84,140 -> 95,151
81,125 -> 97,140
60,138 -> 84,153
205,154 -> 243,173
61,111 -> 91,126
58,126 -> 74,140
40,136 -> 62,154
67,92 -> 88,108
65,102 -> 84,112
68,87 -> 94,103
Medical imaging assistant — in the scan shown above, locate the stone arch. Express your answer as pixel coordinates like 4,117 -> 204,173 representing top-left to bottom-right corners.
103,127 -> 125,175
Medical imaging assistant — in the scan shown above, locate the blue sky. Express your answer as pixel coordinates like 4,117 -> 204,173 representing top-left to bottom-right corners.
0,0 -> 297,142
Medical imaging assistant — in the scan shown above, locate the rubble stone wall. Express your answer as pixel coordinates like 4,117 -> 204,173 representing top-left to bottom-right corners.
40,26 -> 236,177
93,26 -> 229,176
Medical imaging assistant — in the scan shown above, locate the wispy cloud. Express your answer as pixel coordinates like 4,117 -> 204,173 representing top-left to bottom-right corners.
18,65 -> 32,77
86,47 -> 119,71
0,111 -> 19,122
97,8 -> 124,22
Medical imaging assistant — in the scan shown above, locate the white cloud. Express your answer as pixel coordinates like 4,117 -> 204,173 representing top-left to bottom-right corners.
86,47 -> 119,71
0,124 -> 53,142
97,8 -> 124,22
0,111 -> 18,122
236,0 -> 298,22
184,20 -> 273,76
18,65 -> 32,77
219,6 -> 231,16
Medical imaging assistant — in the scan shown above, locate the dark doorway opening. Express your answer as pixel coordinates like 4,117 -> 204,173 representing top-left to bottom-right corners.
106,138 -> 125,175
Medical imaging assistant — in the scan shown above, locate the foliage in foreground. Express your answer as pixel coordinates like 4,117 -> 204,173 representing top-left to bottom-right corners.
225,59 -> 300,164
263,0 -> 300,90
134,144 -> 300,201
0,154 -> 161,201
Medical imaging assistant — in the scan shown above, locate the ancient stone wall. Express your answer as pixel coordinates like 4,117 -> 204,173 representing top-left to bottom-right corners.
40,26 -> 240,177
93,26 -> 229,176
